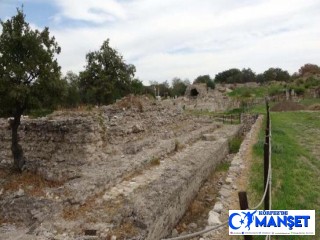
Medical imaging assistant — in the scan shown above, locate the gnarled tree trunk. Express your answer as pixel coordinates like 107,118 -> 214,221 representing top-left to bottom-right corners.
10,110 -> 26,172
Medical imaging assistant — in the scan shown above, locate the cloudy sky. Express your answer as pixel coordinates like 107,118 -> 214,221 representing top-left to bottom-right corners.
0,0 -> 319,84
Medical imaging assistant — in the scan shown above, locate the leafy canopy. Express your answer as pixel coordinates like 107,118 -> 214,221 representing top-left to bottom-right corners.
79,39 -> 136,105
0,8 -> 62,117
193,75 -> 215,89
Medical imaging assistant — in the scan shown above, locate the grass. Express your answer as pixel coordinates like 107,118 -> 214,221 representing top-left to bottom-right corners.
249,111 -> 320,239
229,135 -> 243,154
216,161 -> 231,172
227,84 -> 284,99
299,98 -> 320,106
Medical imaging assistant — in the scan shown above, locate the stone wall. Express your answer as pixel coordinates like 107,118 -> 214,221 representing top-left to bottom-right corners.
0,116 -> 104,181
240,113 -> 259,135
185,83 -> 208,98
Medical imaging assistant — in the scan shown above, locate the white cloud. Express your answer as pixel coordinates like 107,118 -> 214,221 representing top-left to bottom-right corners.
53,0 -> 127,23
47,0 -> 320,84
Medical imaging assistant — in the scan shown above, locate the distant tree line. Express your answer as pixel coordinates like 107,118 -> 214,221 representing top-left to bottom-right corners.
214,67 -> 291,84
1,8 -> 319,171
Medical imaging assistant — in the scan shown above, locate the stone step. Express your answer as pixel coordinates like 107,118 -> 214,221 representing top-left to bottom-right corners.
52,124 -> 241,240
58,123 -> 222,205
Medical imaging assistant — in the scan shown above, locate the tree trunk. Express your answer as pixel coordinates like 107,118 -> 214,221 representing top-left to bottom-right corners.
10,111 -> 26,172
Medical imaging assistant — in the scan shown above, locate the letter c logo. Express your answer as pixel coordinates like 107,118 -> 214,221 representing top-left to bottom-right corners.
229,213 -> 242,230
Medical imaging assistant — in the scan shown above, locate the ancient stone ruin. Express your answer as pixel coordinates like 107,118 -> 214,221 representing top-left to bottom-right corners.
185,83 -> 207,98
0,95 -> 258,240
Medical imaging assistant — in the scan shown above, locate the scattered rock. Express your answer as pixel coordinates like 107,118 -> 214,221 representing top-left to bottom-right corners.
188,222 -> 197,229
132,124 -> 144,133
225,177 -> 233,184
202,134 -> 216,141
14,188 -> 25,198
171,229 -> 179,237
208,211 -> 221,226
213,202 -> 223,213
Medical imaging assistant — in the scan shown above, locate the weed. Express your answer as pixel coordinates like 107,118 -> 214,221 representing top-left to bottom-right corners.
229,135 -> 243,154
174,139 -> 184,151
216,161 -> 231,172
150,156 -> 160,166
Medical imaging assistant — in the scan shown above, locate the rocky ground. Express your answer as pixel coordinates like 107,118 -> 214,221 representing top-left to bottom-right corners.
0,95 -> 258,240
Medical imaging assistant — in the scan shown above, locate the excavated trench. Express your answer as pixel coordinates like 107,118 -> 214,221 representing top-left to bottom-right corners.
0,106 -> 246,240
73,124 -> 242,240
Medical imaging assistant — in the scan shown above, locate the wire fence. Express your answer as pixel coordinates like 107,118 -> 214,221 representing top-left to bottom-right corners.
162,100 -> 272,240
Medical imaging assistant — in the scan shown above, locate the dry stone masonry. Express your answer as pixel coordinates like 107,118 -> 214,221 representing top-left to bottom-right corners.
0,95 -> 259,240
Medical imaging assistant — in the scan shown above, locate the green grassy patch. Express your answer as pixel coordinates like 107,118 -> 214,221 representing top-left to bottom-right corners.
229,135 -> 243,154
249,111 -> 320,239
227,84 -> 284,99
299,98 -> 320,106
216,161 -> 231,172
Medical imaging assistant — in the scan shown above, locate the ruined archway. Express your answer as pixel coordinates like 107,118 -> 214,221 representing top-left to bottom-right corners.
190,88 -> 199,97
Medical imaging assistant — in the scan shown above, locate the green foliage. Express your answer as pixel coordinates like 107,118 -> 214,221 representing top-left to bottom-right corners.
228,84 -> 284,100
149,80 -> 171,98
62,71 -> 81,108
229,135 -> 243,153
216,161 -> 231,172
291,85 -> 305,96
130,78 -> 145,95
259,68 -> 290,83
215,68 -> 256,83
193,75 -> 215,89
28,108 -> 54,118
0,8 -> 62,117
225,108 -> 243,115
171,77 -> 189,97
304,76 -> 320,88
299,98 -> 320,106
79,39 -> 136,105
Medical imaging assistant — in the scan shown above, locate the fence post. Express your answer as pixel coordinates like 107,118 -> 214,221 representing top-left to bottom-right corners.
238,192 -> 253,240
264,101 -> 270,211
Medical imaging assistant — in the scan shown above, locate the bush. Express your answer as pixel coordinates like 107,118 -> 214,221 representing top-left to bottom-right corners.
229,135 -> 243,153
292,86 -> 305,96
305,77 -> 320,88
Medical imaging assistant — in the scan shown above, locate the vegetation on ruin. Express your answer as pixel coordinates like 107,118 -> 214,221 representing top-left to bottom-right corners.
228,135 -> 243,154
